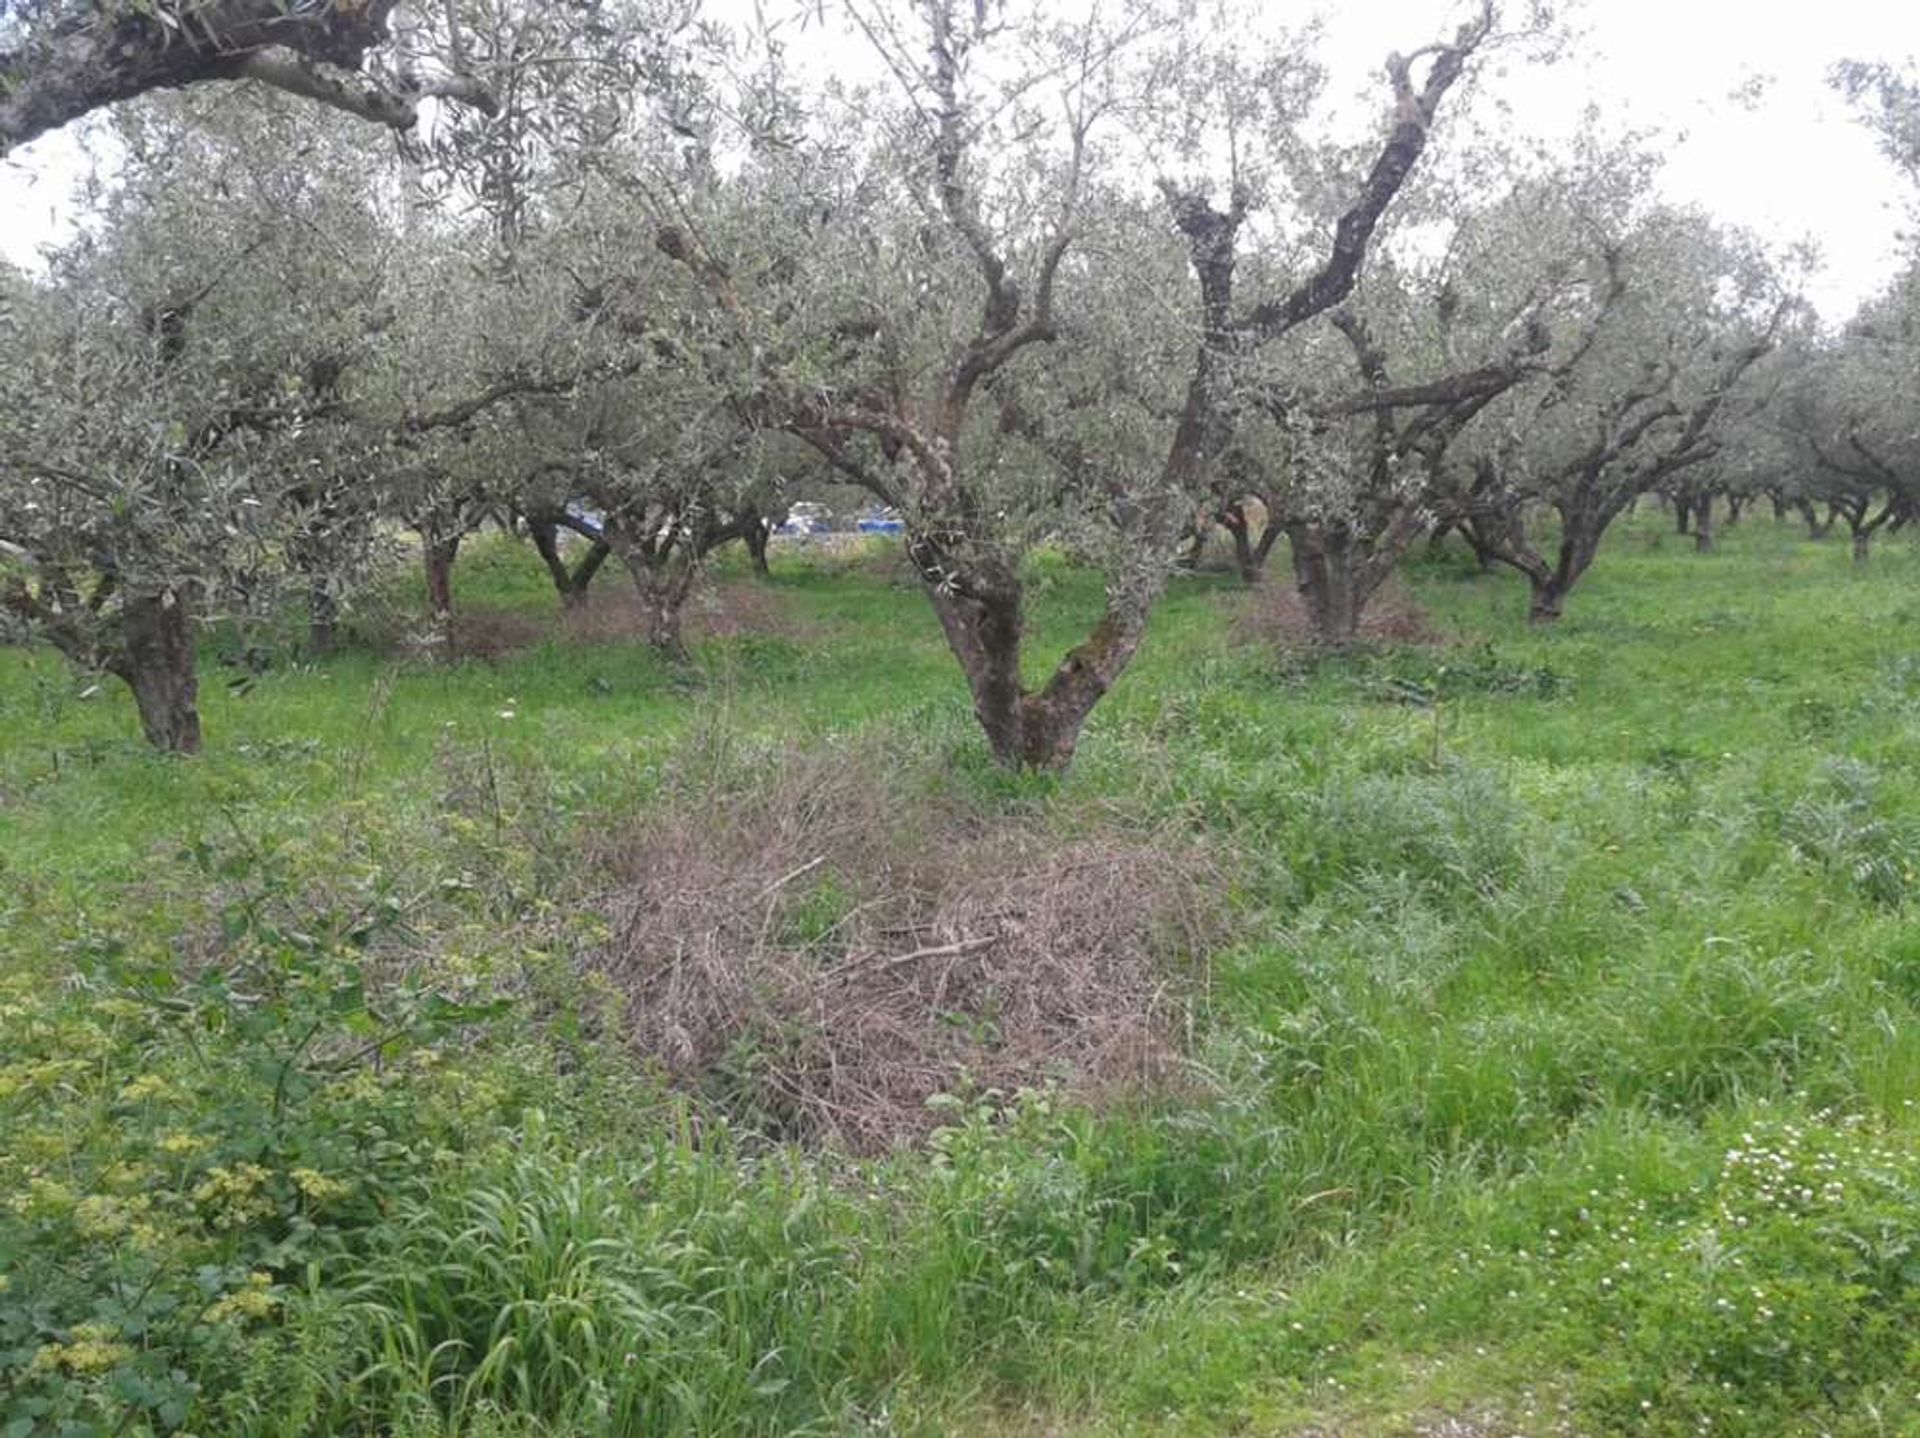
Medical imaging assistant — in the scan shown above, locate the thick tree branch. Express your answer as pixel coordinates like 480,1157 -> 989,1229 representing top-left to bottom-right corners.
233,48 -> 496,130
0,1 -> 494,157
1235,2 -> 1494,344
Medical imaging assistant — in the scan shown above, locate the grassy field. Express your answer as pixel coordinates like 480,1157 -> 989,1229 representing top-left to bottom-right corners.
3,516 -> 1918,1437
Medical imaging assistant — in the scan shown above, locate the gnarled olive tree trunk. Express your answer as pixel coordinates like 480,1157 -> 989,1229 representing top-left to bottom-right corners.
1219,502 -> 1285,585
112,590 -> 202,755
922,557 -> 1146,771
423,534 -> 460,622
742,514 -> 772,577
1691,492 -> 1716,552
625,559 -> 695,659
1527,574 -> 1569,624
1287,526 -> 1369,648
1465,491 -> 1602,626
599,513 -> 701,661
527,512 -> 611,611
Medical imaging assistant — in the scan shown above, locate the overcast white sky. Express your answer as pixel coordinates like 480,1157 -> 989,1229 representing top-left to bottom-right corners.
1316,0 -> 1919,320
1,0 -> 1915,320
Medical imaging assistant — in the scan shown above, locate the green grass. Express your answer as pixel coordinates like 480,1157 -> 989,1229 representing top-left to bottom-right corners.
3,517 -> 1919,1436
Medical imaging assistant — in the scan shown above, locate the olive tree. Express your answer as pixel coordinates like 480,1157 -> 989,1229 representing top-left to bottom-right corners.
1212,152 -> 1600,644
1771,271 -> 1920,563
0,97 -> 397,748
649,0 -> 1503,768
0,84 -> 611,735
1448,204 -> 1796,622
510,352 -> 795,654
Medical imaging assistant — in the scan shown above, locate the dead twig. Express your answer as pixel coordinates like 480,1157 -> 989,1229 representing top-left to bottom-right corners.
819,934 -> 999,985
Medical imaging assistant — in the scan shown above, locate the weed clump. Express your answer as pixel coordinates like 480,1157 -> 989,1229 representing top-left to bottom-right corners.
1779,759 -> 1918,908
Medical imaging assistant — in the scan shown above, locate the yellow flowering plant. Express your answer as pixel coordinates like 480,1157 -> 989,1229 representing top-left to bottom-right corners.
0,824 -> 530,1436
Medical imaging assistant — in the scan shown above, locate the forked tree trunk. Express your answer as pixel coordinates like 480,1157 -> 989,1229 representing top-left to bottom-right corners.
1302,579 -> 1362,647
1220,504 -> 1283,585
1524,521 -> 1609,625
1852,530 -> 1872,565
617,549 -> 695,661
638,586 -> 686,657
115,590 -> 202,754
1527,575 -> 1568,624
926,572 -> 1145,772
1725,494 -> 1746,526
528,516 -> 609,610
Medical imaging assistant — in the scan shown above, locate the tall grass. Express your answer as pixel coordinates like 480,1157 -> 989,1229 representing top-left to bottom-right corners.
3,518 -> 1918,1436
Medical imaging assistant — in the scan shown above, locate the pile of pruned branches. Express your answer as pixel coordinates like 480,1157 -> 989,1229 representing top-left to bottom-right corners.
585,741 -> 1222,1149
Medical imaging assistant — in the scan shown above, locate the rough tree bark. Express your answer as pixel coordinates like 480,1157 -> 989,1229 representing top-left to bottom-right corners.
624,560 -> 693,658
741,512 -> 772,577
423,537 -> 458,620
922,560 -> 1149,771
595,508 -> 702,661
1,1 -> 496,157
422,532 -> 460,658
1219,503 -> 1284,584
1527,574 -> 1568,624
113,589 -> 202,754
1287,526 -> 1367,647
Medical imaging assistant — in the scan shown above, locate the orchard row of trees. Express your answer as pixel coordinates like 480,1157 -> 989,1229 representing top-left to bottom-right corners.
1,1 -> 1916,766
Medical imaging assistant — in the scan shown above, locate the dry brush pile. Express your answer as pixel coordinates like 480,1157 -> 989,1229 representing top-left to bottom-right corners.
1231,576 -> 1445,651
581,741 -> 1224,1149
